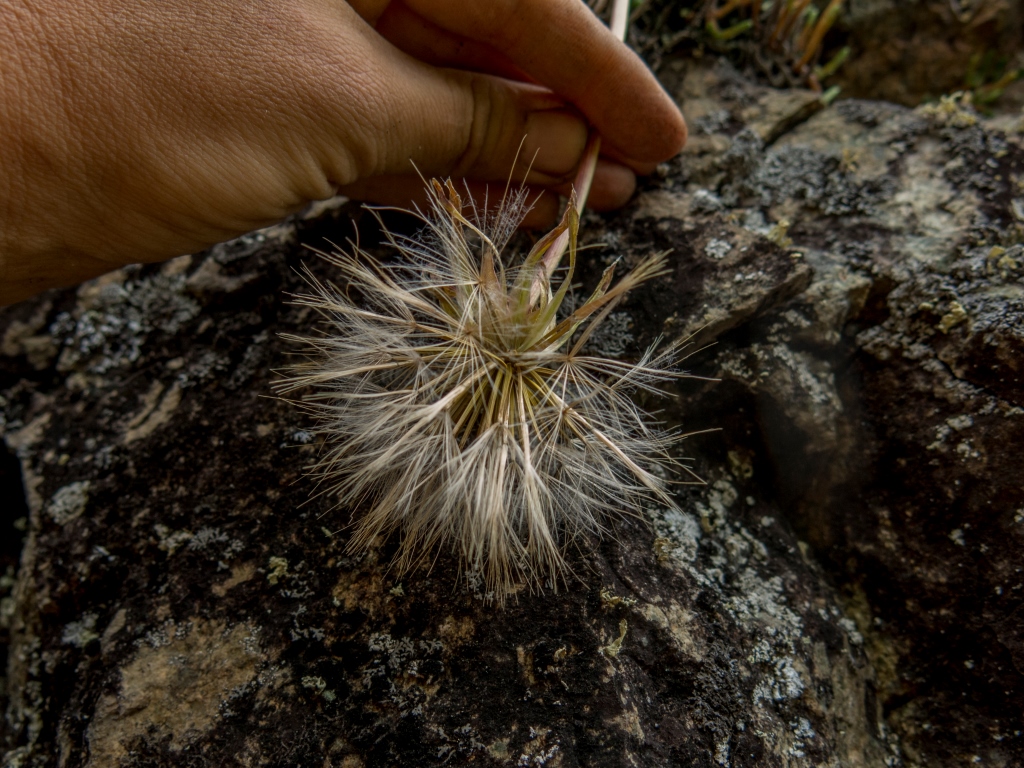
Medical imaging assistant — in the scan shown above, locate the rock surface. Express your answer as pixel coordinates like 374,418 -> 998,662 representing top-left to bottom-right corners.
659,58 -> 1024,767
2,54 -> 1024,768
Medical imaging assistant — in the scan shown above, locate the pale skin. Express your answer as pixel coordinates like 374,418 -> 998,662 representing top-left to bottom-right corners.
0,0 -> 687,306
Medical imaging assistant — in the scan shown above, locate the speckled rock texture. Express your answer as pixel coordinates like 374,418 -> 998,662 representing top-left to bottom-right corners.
2,56 -> 1023,768
667,57 -> 1024,767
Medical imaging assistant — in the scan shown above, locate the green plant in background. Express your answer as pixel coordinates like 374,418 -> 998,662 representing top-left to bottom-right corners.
704,0 -> 848,91
964,50 -> 1022,106
627,0 -> 848,91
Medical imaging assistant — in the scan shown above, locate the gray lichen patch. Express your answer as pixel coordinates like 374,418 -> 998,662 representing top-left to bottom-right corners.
625,466 -> 894,765
580,311 -> 634,357
46,481 -> 90,525
60,613 -> 99,649
84,620 -> 267,766
50,265 -> 201,376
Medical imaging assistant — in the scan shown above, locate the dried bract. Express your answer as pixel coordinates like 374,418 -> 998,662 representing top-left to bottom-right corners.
277,180 -> 692,600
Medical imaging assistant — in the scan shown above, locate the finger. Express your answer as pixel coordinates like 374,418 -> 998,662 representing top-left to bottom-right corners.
338,176 -> 560,230
598,145 -> 661,177
544,159 -> 635,211
354,0 -> 668,186
398,0 -> 687,164
340,157 -> 637,226
345,1 -> 668,178
346,0 -> 392,25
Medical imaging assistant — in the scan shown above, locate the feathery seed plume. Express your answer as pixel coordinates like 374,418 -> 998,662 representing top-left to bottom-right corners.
277,177 -> 696,600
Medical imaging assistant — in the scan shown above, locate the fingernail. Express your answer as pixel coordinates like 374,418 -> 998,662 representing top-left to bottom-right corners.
523,111 -> 588,179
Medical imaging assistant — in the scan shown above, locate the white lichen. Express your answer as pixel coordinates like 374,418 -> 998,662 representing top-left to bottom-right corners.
61,613 -> 99,648
47,481 -> 90,525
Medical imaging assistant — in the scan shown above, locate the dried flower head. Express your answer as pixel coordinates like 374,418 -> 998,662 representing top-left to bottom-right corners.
277,179 -> 694,599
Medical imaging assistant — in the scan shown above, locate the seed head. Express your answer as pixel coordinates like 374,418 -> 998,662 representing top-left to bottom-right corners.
278,179 -> 694,600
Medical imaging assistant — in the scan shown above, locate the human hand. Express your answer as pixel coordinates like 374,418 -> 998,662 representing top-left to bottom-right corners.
0,0 -> 686,305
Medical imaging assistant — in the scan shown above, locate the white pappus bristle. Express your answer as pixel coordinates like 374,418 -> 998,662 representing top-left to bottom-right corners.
277,179 -> 694,601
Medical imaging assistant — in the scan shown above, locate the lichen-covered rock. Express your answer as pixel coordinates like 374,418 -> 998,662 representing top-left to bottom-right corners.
656,58 -> 1024,766
2,55 -> 1023,768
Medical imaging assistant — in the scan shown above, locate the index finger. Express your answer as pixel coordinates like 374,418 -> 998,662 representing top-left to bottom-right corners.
350,0 -> 687,164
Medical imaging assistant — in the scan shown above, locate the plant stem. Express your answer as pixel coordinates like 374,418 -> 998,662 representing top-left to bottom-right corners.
794,0 -> 843,72
545,0 -> 630,268
610,0 -> 630,40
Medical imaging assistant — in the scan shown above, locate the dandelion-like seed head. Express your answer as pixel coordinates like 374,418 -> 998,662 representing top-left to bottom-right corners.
278,179 -> 692,601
